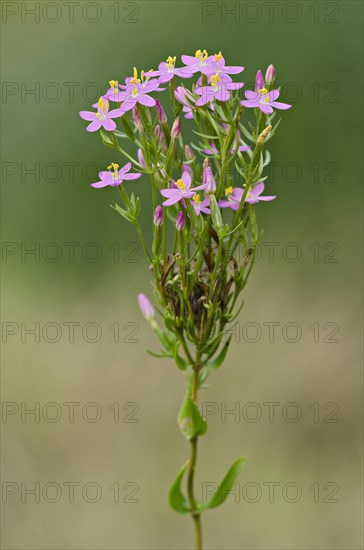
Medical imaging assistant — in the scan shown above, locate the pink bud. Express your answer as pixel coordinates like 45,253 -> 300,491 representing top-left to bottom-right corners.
137,294 -> 154,321
171,117 -> 181,140
153,205 -> 163,226
176,211 -> 185,231
184,144 -> 195,161
255,70 -> 264,92
155,100 -> 167,124
203,158 -> 216,194
265,64 -> 276,86
132,106 -> 143,130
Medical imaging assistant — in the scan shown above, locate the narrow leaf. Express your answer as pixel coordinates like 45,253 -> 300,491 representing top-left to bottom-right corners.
199,457 -> 247,510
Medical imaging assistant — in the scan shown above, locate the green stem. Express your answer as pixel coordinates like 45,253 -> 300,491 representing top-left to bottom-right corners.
187,363 -> 203,550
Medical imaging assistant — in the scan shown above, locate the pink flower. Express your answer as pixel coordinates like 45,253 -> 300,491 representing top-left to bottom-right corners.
203,52 -> 244,82
180,49 -> 216,75
144,56 -> 193,83
241,88 -> 291,115
218,183 -> 276,210
91,162 -> 141,188
160,171 -> 205,206
195,73 -> 244,106
80,97 -> 123,132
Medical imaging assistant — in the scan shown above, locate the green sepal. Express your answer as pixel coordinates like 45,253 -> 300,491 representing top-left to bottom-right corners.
199,456 -> 247,511
178,395 -> 207,440
168,462 -> 191,514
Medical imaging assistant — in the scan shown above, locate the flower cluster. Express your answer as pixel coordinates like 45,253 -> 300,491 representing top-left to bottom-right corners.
80,50 -> 292,547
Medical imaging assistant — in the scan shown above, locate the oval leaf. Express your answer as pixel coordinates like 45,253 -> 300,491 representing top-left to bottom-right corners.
178,396 -> 207,440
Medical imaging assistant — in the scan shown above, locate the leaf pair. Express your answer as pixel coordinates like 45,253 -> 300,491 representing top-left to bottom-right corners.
169,457 -> 247,514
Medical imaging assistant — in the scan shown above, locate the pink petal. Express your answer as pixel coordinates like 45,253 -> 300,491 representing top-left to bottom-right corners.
80,110 -> 96,121
138,94 -> 156,107
271,101 -> 291,110
86,120 -> 102,132
103,119 -> 116,131
123,173 -> 142,180
259,104 -> 274,115
120,162 -> 132,174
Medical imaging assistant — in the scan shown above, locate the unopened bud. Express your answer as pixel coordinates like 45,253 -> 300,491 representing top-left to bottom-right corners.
255,70 -> 264,92
137,294 -> 154,321
155,100 -> 167,124
132,106 -> 143,131
184,144 -> 195,161
203,158 -> 216,194
176,211 -> 185,231
265,64 -> 276,87
154,125 -> 161,138
171,117 -> 181,140
154,205 -> 163,226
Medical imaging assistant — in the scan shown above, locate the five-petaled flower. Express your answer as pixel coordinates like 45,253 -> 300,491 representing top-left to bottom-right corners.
91,162 -> 142,188
160,171 -> 205,206
241,88 -> 291,114
204,51 -> 244,82
218,183 -> 276,210
180,49 -> 217,75
145,56 -> 193,83
195,73 -> 244,106
79,97 -> 123,132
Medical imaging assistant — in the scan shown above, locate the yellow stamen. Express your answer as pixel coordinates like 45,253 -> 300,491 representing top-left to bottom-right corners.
210,72 -> 220,88
175,179 -> 186,191
166,56 -> 176,69
130,67 -> 140,85
109,80 -> 118,88
258,87 -> 268,95
193,193 -> 201,205
225,186 -> 234,196
132,87 -> 138,97
264,96 -> 270,103
97,97 -> 108,113
195,49 -> 208,60
215,51 -> 223,62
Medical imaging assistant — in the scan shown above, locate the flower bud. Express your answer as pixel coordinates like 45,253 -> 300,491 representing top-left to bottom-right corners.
154,125 -> 161,139
176,211 -> 185,231
184,144 -> 195,161
155,100 -> 167,124
132,106 -> 143,131
153,205 -> 163,226
171,116 -> 181,140
137,294 -> 154,321
203,158 -> 216,194
255,70 -> 264,92
265,64 -> 276,87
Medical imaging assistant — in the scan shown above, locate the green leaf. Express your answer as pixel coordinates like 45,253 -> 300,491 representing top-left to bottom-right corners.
178,395 -> 207,440
206,337 -> 232,370
168,462 -> 191,514
192,129 -> 219,140
111,203 -> 134,222
199,457 -> 247,510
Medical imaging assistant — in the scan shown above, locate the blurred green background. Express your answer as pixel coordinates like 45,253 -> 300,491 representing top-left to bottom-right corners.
1,1 -> 363,548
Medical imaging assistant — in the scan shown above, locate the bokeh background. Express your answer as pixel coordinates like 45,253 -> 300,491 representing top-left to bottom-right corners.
1,1 -> 363,548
